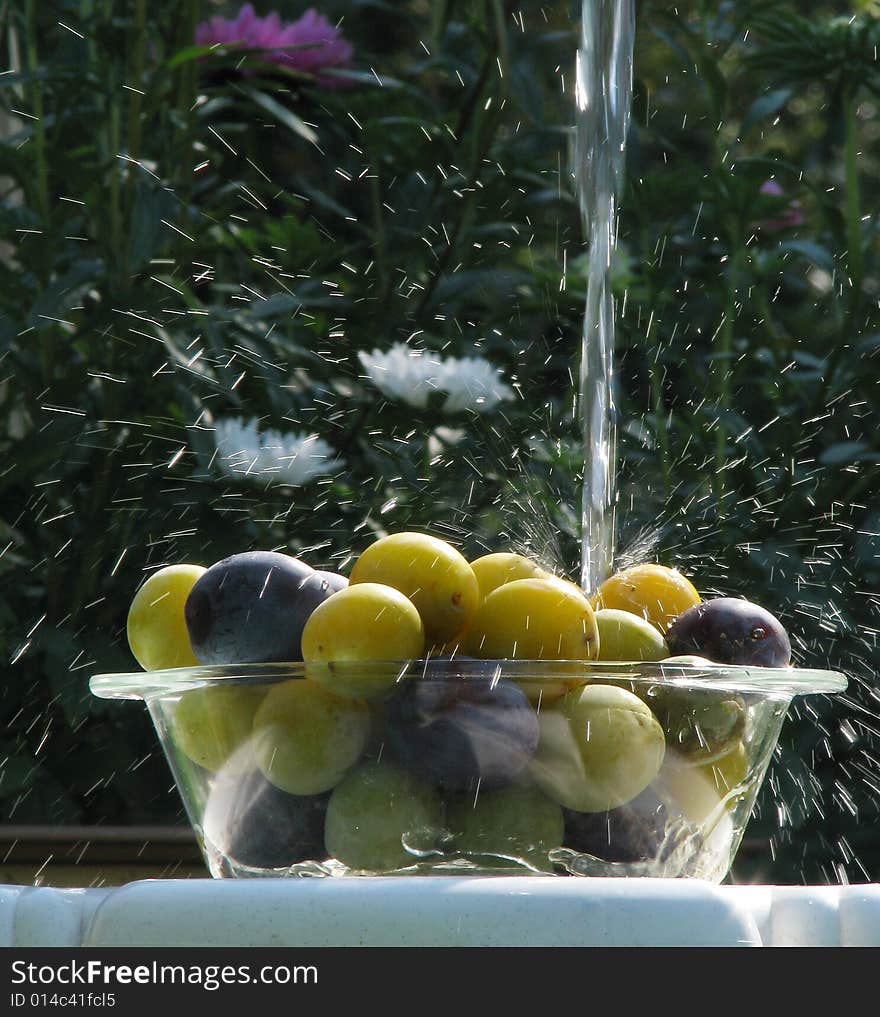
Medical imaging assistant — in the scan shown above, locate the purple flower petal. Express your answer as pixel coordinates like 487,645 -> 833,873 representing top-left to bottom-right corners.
193,3 -> 355,86
755,179 -> 805,232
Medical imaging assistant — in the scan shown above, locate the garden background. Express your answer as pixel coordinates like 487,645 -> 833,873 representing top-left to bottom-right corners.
1,0 -> 879,885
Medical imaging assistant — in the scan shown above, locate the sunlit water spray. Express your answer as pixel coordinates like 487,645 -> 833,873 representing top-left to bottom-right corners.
575,0 -> 634,593
569,1 -> 878,883
9,4 -> 872,886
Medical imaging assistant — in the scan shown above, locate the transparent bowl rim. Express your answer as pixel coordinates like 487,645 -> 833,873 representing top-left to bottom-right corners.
90,659 -> 848,701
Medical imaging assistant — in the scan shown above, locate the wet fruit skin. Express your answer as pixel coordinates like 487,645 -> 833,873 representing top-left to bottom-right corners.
643,685 -> 746,763
314,570 -> 348,594
592,563 -> 701,633
171,684 -> 267,772
469,552 -> 546,599
301,582 -> 425,697
658,741 -> 749,824
594,608 -> 669,662
184,551 -> 333,665
252,679 -> 370,796
563,787 -> 672,864
203,768 -> 329,870
324,758 -> 444,872
348,532 -> 480,646
385,674 -> 540,792
446,783 -> 565,871
665,597 -> 791,668
464,576 -> 600,661
530,683 -> 666,812
127,563 -> 206,671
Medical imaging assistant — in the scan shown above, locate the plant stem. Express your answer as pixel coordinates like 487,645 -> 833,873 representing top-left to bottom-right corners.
818,89 -> 863,399
843,90 -> 863,329
23,0 -> 48,227
23,0 -> 53,384
713,242 -> 742,506
641,224 -> 670,493
648,353 -> 670,491
429,0 -> 449,52
411,111 -> 500,320
369,173 -> 390,309
108,97 -> 123,283
491,0 -> 510,85
753,276 -> 788,363
126,0 -> 147,193
177,0 -> 201,121
414,1 -> 513,321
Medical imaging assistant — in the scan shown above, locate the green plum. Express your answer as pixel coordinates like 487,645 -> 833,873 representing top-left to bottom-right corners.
171,683 -> 267,772
643,685 -> 746,763
302,582 -> 424,698
349,532 -> 480,647
446,783 -> 564,871
658,741 -> 749,824
324,758 -> 444,872
252,679 -> 370,796
530,684 -> 666,812
127,563 -> 205,671
594,608 -> 669,662
469,552 -> 546,599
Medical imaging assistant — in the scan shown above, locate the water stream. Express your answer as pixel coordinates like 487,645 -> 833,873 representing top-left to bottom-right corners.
576,0 -> 635,593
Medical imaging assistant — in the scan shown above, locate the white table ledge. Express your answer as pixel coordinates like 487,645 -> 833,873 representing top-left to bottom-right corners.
2,879 -> 880,948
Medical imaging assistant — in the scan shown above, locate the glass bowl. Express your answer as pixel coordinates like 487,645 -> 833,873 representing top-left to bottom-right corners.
89,659 -> 846,883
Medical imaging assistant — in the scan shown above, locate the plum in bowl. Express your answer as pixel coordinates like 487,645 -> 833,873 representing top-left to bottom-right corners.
89,657 -> 846,882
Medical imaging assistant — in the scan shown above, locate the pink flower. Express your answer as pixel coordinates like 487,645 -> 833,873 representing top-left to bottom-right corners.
756,179 -> 805,233
195,4 -> 354,87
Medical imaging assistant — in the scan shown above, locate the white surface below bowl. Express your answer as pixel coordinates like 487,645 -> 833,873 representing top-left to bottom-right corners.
2,878 -> 880,947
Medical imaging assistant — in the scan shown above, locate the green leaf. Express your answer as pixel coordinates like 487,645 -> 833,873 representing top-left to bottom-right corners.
165,44 -> 216,70
236,85 -> 318,145
48,670 -> 94,730
432,268 -> 533,306
857,334 -> 880,355
740,86 -> 795,138
320,68 -> 401,89
747,11 -> 880,92
651,10 -> 728,117
778,240 -> 836,274
0,69 -> 55,90
509,54 -> 544,123
819,441 -> 877,466
792,350 -> 827,371
649,25 -> 698,80
0,753 -> 39,798
128,181 -> 181,272
28,259 -> 103,330
293,181 -> 356,221
853,511 -> 880,571
0,142 -> 34,199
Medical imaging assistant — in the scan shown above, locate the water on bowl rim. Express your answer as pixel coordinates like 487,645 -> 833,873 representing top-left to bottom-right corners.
89,659 -> 848,702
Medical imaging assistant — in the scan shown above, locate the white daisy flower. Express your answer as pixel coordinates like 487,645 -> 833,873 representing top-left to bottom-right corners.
358,343 -> 514,414
358,345 -> 446,409
213,417 -> 342,486
439,355 -> 516,413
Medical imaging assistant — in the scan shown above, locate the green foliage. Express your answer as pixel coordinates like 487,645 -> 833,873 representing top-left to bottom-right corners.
746,8 -> 880,94
1,0 -> 879,883
616,0 -> 880,884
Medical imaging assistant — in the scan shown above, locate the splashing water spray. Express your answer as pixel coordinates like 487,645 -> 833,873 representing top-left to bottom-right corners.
571,3 -> 870,888
78,2 -> 858,892
576,0 -> 635,594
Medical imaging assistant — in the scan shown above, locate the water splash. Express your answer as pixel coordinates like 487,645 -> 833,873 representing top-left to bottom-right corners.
576,0 -> 635,593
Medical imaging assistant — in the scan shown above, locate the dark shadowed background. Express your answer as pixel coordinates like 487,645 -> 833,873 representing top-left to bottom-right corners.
1,0 -> 879,885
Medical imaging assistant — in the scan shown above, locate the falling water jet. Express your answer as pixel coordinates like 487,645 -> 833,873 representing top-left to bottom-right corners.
576,0 -> 635,593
